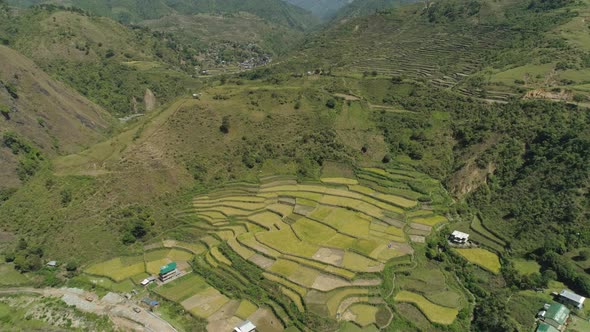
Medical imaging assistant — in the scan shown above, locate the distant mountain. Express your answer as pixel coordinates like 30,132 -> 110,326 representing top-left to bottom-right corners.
281,0 -> 352,19
333,0 -> 419,19
6,0 -> 319,30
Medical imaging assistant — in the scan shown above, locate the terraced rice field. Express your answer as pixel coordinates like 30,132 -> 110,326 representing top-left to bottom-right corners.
395,291 -> 459,325
455,248 -> 501,274
86,167 -> 452,330
175,168 -> 450,328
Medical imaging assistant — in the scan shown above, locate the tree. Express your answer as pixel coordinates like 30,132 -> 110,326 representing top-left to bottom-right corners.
579,250 -> 590,261
65,261 -> 78,272
220,116 -> 230,134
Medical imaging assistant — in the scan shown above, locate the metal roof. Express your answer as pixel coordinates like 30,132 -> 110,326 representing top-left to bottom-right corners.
544,303 -> 569,325
536,322 -> 559,332
235,320 -> 256,332
159,262 -> 177,275
559,289 -> 586,304
451,230 -> 469,239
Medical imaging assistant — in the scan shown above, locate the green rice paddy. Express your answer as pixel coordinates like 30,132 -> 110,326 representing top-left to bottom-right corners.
83,166 -> 455,329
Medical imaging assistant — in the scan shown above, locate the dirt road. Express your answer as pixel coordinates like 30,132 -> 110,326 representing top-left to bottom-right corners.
0,287 -> 176,332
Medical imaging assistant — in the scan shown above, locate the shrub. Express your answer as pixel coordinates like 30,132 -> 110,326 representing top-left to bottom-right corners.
325,99 -> 336,109
573,94 -> 587,103
0,104 -> 9,119
60,189 -> 72,206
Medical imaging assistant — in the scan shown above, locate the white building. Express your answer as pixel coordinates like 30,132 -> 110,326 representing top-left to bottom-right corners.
450,230 -> 470,244
140,276 -> 157,286
558,289 -> 586,309
234,320 -> 256,332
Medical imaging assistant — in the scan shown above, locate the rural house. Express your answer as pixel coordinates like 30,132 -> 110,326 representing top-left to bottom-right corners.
46,261 -> 57,267
537,303 -> 570,330
557,289 -> 586,309
159,262 -> 178,282
234,320 -> 256,332
449,230 -> 469,244
140,276 -> 157,286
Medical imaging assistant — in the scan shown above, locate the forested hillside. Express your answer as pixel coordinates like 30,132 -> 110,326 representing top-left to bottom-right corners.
0,5 -> 201,115
6,0 -> 319,29
0,0 -> 589,330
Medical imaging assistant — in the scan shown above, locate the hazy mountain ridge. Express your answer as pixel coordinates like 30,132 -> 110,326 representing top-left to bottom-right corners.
282,0 -> 352,18
5,0 -> 320,29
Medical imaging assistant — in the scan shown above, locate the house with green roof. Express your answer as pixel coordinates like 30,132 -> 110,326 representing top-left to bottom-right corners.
538,302 -> 570,331
536,322 -> 559,332
158,262 -> 178,282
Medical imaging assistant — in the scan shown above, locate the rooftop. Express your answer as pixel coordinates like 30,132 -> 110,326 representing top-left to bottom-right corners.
545,302 -> 570,325
451,230 -> 469,239
536,322 -> 559,332
559,289 -> 586,304
159,262 -> 177,275
234,320 -> 256,332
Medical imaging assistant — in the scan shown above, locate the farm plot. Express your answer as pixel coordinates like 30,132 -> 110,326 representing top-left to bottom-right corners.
395,291 -> 459,325
455,248 -> 501,274
156,274 -> 210,302
85,255 -> 145,282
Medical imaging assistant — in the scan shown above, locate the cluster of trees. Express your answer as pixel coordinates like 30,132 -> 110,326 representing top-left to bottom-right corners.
2,131 -> 44,181
5,238 -> 44,272
540,251 -> 590,296
108,204 -> 152,244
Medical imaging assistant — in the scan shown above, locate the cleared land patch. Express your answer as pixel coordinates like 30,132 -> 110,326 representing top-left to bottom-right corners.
455,248 -> 501,274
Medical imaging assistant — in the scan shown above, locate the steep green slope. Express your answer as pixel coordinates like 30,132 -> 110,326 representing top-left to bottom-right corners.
0,45 -> 113,190
6,0 -> 319,29
0,6 -> 200,115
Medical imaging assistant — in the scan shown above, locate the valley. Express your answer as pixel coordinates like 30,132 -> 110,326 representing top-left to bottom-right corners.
0,0 -> 589,331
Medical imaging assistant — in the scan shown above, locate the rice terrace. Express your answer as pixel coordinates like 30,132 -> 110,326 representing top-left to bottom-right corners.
81,165 -> 473,331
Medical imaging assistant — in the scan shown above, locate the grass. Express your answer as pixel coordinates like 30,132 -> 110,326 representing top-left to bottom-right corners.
210,246 -> 232,266
326,288 -> 369,316
85,256 -> 145,282
513,259 -> 541,275
235,299 -> 258,319
395,291 -> 459,325
348,304 -> 379,327
342,251 -> 382,272
248,211 -> 285,230
0,263 -> 30,286
263,272 -> 308,296
569,315 -> 590,332
281,286 -> 305,312
455,248 -> 501,274
411,215 -> 447,226
156,273 -> 210,302
321,177 -> 359,185
257,228 -> 319,257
